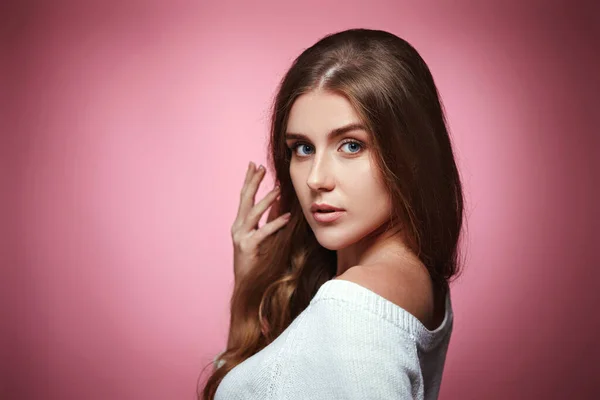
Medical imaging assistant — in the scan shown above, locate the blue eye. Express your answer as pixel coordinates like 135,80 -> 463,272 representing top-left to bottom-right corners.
288,140 -> 364,157
292,143 -> 314,156
340,140 -> 363,154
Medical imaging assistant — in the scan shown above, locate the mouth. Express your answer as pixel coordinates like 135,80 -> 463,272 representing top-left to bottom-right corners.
310,203 -> 344,213
312,210 -> 345,223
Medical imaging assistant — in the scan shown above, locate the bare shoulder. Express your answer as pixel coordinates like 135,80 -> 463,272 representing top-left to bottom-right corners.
334,263 -> 436,329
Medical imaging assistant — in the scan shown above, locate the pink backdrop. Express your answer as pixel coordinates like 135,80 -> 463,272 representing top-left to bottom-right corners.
2,0 -> 599,398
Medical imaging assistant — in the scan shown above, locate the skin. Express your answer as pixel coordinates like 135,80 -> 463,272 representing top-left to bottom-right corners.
285,89 -> 423,278
236,89 -> 443,330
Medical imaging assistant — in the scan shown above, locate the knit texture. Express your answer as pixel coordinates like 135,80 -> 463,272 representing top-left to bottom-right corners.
214,279 -> 453,400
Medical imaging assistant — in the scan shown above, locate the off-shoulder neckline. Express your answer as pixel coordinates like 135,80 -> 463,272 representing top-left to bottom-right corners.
310,279 -> 453,350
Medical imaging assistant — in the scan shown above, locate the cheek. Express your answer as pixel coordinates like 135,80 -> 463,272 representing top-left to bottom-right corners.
289,168 -> 298,188
346,165 -> 384,193
289,168 -> 305,200
347,172 -> 390,212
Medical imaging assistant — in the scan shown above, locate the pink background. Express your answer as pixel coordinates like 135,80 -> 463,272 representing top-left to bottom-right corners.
2,0 -> 599,399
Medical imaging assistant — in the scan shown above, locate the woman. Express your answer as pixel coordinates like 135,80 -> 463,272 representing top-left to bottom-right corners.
199,28 -> 464,400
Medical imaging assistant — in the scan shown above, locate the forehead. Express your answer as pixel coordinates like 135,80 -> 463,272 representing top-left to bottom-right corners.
286,90 -> 363,135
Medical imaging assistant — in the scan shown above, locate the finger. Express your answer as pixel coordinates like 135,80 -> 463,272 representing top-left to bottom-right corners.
243,161 -> 255,186
239,164 -> 266,218
235,162 -> 259,221
252,213 -> 291,243
242,185 -> 280,231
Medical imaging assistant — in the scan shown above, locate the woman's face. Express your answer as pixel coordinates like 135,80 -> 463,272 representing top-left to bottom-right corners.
286,90 -> 392,250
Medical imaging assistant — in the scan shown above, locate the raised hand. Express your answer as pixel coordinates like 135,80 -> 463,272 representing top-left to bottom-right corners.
231,162 -> 291,285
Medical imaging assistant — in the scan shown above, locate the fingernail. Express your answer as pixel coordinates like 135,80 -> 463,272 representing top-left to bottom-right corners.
274,185 -> 280,191
258,165 -> 264,171
283,213 -> 291,220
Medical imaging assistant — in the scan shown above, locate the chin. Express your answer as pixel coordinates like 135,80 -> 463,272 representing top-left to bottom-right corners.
312,228 -> 356,251
316,239 -> 345,251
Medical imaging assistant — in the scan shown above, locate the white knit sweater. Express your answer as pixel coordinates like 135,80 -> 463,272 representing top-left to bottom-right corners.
213,279 -> 453,400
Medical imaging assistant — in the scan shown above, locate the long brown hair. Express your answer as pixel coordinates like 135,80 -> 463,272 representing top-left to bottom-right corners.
198,28 -> 465,399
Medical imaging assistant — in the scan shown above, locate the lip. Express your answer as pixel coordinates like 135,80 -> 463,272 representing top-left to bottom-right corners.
310,202 -> 344,213
312,210 -> 345,223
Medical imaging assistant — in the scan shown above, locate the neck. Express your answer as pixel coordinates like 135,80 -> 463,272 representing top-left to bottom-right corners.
335,222 -> 416,276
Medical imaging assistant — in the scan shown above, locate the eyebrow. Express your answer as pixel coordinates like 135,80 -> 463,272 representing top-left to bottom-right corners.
285,122 -> 368,141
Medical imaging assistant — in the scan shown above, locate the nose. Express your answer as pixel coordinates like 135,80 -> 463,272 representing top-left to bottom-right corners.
306,155 -> 335,192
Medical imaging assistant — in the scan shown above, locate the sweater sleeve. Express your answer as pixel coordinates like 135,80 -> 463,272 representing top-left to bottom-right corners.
269,295 -> 425,400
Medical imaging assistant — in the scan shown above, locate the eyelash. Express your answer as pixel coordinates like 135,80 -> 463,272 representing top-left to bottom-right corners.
288,139 -> 365,157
